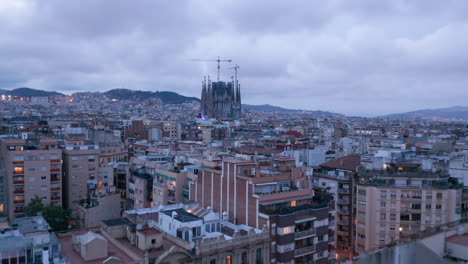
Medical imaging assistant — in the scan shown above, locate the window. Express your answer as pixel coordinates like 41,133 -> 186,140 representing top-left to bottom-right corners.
380,213 -> 386,220
72,175 -> 78,178
436,216 -> 442,222
226,255 -> 232,264
358,190 -> 366,195
380,225 -> 386,231
41,176 -> 47,180
380,191 -> 387,197
278,226 -> 293,235
381,202 -> 386,208
411,204 -> 421,209
151,239 -> 156,244
210,260 -> 216,264
426,204 -> 432,210
28,176 -> 35,182
318,235 -> 324,242
390,214 -> 396,220
41,185 -> 47,191
436,204 -> 442,210
28,168 -> 35,172
390,191 -> 397,198
425,216 -> 431,223
291,200 -> 297,207
359,201 -> 367,207
389,226 -> 395,231
256,248 -> 263,264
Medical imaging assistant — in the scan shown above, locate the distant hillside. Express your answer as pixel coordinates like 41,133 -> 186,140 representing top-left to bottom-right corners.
382,106 -> 468,120
243,104 -> 344,117
104,89 -> 199,104
5,88 -> 63,97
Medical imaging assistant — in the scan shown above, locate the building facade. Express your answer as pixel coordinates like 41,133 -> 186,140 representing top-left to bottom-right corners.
355,168 -> 462,253
1,138 -> 62,221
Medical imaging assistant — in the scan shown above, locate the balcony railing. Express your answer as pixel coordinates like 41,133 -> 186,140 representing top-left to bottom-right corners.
338,189 -> 350,194
51,168 -> 60,172
336,229 -> 349,236
295,229 -> 316,240
14,200 -> 25,204
51,187 -> 60,191
51,178 -> 60,182
337,199 -> 349,205
294,245 -> 316,257
13,180 -> 24,184
13,161 -> 24,164
51,197 -> 60,201
338,210 -> 350,215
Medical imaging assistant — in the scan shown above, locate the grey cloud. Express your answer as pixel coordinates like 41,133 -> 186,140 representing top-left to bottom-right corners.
0,0 -> 467,115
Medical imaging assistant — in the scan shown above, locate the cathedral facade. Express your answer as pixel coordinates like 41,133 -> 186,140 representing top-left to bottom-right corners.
200,76 -> 241,120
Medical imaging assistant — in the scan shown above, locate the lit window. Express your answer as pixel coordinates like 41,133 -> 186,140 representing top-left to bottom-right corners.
291,200 -> 297,207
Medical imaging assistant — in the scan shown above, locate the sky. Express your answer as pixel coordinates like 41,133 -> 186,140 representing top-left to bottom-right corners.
1,0 -> 467,116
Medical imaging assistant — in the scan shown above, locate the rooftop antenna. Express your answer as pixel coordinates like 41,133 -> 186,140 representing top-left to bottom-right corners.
190,56 -> 232,82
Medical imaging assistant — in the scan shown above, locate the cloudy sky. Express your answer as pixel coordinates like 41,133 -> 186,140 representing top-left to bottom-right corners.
1,0 -> 467,115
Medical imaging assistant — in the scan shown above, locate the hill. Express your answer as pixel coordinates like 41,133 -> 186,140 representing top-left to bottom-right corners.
382,106 -> 468,120
242,104 -> 344,117
5,88 -> 64,97
104,89 -> 199,104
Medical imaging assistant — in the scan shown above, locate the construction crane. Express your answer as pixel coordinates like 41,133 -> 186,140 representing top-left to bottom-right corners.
190,56 -> 232,82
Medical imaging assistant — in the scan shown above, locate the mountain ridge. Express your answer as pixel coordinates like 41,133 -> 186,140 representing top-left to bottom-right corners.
381,106 -> 468,120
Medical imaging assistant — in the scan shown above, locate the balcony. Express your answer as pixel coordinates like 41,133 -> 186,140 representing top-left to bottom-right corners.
294,245 -> 316,257
337,199 -> 349,205
336,229 -> 349,236
50,159 -> 61,163
13,190 -> 24,194
295,229 -> 316,240
338,210 -> 350,215
338,220 -> 349,225
51,187 -> 60,191
51,178 -> 60,182
338,189 -> 350,194
13,161 -> 24,165
50,168 -> 60,172
13,180 -> 24,184
51,196 -> 60,201
14,209 -> 25,214
14,200 -> 25,204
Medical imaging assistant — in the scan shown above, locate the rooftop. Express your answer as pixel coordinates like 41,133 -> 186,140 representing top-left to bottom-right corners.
161,208 -> 201,223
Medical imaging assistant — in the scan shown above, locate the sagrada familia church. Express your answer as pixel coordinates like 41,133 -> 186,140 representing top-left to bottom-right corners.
200,76 -> 242,120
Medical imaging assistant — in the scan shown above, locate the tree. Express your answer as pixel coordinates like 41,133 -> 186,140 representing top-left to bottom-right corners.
24,196 -> 71,231
25,195 -> 45,216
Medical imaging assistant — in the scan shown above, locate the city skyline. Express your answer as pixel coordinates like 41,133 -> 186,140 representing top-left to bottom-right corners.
1,0 -> 467,115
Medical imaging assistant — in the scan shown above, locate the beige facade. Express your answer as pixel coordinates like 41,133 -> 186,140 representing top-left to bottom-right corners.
355,172 -> 462,253
1,138 -> 62,221
77,192 -> 122,228
62,145 -> 100,214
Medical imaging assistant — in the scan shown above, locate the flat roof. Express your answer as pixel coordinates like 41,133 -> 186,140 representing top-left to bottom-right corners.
161,208 -> 201,223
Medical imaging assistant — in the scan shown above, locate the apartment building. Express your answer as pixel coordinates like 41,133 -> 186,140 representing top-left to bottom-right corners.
62,144 -> 99,215
355,165 -> 462,253
190,157 -> 336,264
1,138 -> 62,220
313,154 -> 361,260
